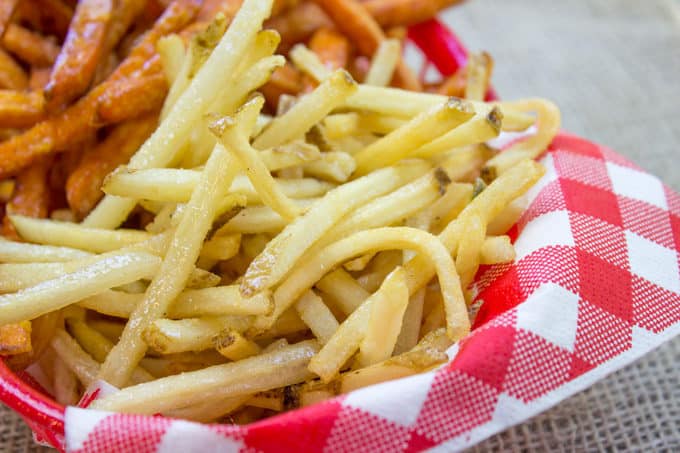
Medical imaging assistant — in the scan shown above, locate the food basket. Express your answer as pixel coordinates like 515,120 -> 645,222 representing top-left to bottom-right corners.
1,17 -> 679,453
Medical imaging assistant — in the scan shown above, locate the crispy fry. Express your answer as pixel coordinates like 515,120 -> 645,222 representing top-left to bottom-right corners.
364,0 -> 463,28
95,73 -> 167,124
45,0 -> 114,111
0,321 -> 31,355
2,24 -> 61,67
0,0 -> 18,38
66,115 -> 157,219
0,48 -> 26,90
0,90 -> 45,128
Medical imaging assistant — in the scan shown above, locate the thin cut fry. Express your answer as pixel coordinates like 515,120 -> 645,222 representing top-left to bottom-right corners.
464,51 -> 494,101
355,267 -> 409,367
143,316 -> 252,354
316,268 -> 370,316
240,161 -> 429,297
480,235 -> 516,265
90,340 -> 320,414
455,213 -> 486,291
214,330 -> 262,360
364,39 -> 400,86
0,237 -> 91,263
50,329 -> 99,387
295,290 -> 339,345
2,24 -> 61,66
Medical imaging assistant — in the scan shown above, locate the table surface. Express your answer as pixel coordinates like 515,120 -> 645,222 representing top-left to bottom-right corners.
2,0 -> 679,451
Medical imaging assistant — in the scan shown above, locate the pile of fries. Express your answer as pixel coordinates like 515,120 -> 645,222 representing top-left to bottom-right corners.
0,0 -> 560,423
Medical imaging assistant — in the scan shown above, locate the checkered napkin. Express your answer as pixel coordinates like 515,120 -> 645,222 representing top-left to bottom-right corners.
64,132 -> 680,452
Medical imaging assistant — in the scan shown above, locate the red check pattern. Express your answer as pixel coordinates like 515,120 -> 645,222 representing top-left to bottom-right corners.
61,132 -> 680,452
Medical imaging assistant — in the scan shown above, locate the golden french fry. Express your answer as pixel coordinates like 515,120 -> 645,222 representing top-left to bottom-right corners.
364,39 -> 400,87
480,235 -> 516,265
295,290 -> 339,345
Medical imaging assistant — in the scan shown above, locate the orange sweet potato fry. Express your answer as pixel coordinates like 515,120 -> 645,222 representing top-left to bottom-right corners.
2,154 -> 52,238
0,0 -> 19,38
45,0 -> 114,112
29,67 -> 52,91
66,115 -> 157,218
260,62 -> 304,110
15,0 -> 74,39
0,48 -> 28,90
2,23 -> 61,67
313,0 -> 421,90
363,0 -> 464,28
0,321 -> 32,356
303,27 -> 351,91
265,2 -> 334,53
0,0 -> 200,180
0,90 -> 45,128
96,73 -> 168,124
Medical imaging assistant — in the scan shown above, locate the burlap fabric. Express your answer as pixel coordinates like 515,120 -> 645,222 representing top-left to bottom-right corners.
1,0 -> 678,450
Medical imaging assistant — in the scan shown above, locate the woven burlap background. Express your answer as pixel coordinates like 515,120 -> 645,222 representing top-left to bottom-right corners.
1,0 -> 678,451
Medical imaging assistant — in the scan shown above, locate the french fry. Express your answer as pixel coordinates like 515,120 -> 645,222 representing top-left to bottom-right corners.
323,113 -> 358,139
0,0 -> 18,38
2,155 -> 52,239
302,151 -> 355,182
2,24 -> 61,67
143,316 -> 252,354
315,268 -> 369,316
44,0 -> 114,111
95,74 -> 167,123
455,213 -> 486,291
157,34 -> 185,85
246,389 -> 284,411
437,67 -> 466,98
356,111 -> 405,134
261,140 -> 322,171
393,288 -> 425,354
0,48 -> 27,90
480,235 -> 516,265
211,95 -> 301,220
254,69 -> 357,150
308,27 -> 351,71
364,38 -> 400,87
355,267 -> 409,367
80,285 -> 272,319
0,250 -> 161,324
412,106 -> 502,160
268,226 -> 468,349
353,98 -> 474,175
214,330 -> 262,360
9,215 -> 151,253
217,199 -> 315,235
0,90 -> 44,128
66,318 -> 154,385
483,99 -> 561,178
295,290 -> 339,345
0,237 -> 91,262
98,138 -> 241,386
464,51 -> 493,101
487,196 -> 527,235
259,63 -> 303,110
90,340 -> 319,415
49,329 -> 100,387
363,0 -> 463,28
314,0 -> 421,90
66,115 -> 157,219
339,343 -> 448,393
240,161 -> 429,297
52,354 -> 80,405
85,0 -> 273,230
28,67 -> 51,91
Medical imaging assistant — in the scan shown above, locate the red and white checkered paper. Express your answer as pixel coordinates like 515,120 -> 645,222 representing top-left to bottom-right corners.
64,132 -> 680,452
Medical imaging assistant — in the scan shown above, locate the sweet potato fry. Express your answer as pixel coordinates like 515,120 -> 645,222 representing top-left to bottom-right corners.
15,0 -> 74,39
96,73 -> 168,124
313,0 -> 420,90
0,0 -> 200,179
2,155 -> 52,239
302,28 -> 351,91
272,0 -> 300,16
198,0 -> 243,21
0,0 -> 18,38
66,115 -> 158,218
29,67 -> 52,91
45,0 -> 114,112
260,63 -> 304,110
0,48 -> 28,90
2,24 -> 61,67
0,90 -> 45,128
265,2 -> 334,53
363,0 -> 464,28
0,321 -> 32,356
